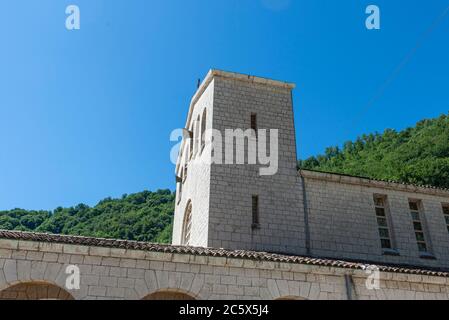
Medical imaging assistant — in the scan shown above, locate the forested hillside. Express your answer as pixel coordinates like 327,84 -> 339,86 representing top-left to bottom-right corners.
1,113 -> 448,243
0,190 -> 175,243
299,113 -> 449,189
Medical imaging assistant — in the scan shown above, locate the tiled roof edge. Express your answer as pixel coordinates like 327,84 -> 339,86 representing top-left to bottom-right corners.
299,169 -> 449,196
0,230 -> 448,278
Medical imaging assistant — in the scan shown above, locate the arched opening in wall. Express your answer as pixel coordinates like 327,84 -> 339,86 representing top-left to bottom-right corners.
275,296 -> 307,300
195,115 -> 200,155
189,123 -> 194,159
177,179 -> 182,204
200,109 -> 207,153
143,290 -> 196,300
181,200 -> 193,245
0,282 -> 75,300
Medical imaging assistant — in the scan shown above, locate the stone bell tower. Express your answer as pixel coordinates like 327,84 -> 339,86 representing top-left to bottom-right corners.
172,70 -> 306,256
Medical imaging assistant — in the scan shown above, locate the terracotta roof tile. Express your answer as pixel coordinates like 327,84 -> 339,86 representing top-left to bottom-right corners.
0,230 -> 448,278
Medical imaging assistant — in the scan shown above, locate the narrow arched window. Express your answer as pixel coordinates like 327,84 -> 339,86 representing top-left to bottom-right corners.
194,116 -> 200,155
182,201 -> 193,245
200,109 -> 207,153
177,179 -> 182,204
182,149 -> 188,183
189,123 -> 194,159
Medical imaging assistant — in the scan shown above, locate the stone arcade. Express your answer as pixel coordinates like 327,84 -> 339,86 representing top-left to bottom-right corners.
1,70 -> 449,300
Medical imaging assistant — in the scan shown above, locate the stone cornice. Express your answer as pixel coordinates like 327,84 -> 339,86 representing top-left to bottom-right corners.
299,169 -> 449,198
189,70 -> 295,125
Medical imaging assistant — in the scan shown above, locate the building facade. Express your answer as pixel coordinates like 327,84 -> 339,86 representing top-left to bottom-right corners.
173,70 -> 449,270
1,230 -> 449,300
1,70 -> 449,300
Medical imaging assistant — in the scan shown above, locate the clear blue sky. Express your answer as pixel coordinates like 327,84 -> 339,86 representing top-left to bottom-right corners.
0,0 -> 448,210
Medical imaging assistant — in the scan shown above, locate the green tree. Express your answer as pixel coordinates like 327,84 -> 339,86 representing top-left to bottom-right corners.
0,190 -> 175,244
299,112 -> 449,189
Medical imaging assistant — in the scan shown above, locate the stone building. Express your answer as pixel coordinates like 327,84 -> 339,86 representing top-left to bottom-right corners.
173,70 -> 449,270
1,70 -> 449,300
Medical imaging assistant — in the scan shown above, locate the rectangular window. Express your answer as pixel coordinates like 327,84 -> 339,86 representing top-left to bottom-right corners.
250,113 -> 257,133
252,195 -> 259,228
443,204 -> 449,234
409,201 -> 428,253
373,195 -> 393,250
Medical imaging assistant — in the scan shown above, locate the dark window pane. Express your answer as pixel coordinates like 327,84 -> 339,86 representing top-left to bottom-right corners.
200,109 -> 207,151
374,197 -> 385,207
443,206 -> 449,215
375,208 -> 386,217
415,232 -> 425,242
409,202 -> 419,211
413,222 -> 423,231
445,215 -> 449,224
252,195 -> 259,225
410,212 -> 420,221
250,114 -> 257,132
418,242 -> 427,252
377,217 -> 388,227
379,228 -> 390,238
381,239 -> 391,249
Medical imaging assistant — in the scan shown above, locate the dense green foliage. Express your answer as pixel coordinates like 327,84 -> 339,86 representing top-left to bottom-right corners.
0,190 -> 175,243
2,114 -> 448,243
299,113 -> 449,189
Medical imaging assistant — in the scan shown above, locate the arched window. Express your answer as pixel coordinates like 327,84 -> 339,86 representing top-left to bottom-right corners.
182,201 -> 192,245
177,183 -> 182,204
177,170 -> 183,204
194,116 -> 200,155
182,151 -> 188,183
183,163 -> 188,183
200,109 -> 207,153
189,123 -> 194,159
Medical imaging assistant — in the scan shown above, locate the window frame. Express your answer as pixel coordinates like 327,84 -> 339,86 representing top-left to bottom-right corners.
194,116 -> 200,156
250,113 -> 257,136
251,195 -> 260,229
442,204 -> 449,234
181,201 -> 193,245
176,181 -> 182,205
182,163 -> 188,184
200,109 -> 207,154
409,199 -> 433,256
373,195 -> 396,253
189,123 -> 194,160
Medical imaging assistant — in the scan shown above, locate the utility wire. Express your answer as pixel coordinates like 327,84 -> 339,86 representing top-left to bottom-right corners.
348,5 -> 449,132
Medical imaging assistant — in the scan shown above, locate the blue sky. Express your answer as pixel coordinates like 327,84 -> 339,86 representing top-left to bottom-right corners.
0,0 -> 448,210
